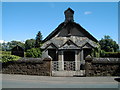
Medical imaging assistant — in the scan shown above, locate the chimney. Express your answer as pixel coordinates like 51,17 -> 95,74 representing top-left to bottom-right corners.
64,8 -> 74,22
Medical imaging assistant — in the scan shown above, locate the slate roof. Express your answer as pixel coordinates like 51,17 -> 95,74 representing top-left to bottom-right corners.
41,36 -> 98,49
42,8 -> 98,49
42,22 -> 98,43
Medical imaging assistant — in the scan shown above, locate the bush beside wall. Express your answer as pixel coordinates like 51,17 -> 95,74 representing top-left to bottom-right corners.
100,52 -> 120,58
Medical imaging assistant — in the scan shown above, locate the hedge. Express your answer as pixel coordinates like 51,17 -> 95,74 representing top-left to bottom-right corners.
101,52 -> 120,58
0,54 -> 21,63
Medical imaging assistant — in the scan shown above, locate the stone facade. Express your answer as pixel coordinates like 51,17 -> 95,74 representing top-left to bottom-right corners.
2,58 -> 52,76
41,8 -> 98,76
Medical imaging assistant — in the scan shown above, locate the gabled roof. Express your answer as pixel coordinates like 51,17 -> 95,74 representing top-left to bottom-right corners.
41,36 -> 98,50
59,39 -> 80,49
82,42 -> 94,49
11,45 -> 24,51
42,22 -> 98,43
44,43 -> 58,50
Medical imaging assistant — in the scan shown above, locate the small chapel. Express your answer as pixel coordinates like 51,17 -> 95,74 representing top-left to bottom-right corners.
41,8 -> 98,76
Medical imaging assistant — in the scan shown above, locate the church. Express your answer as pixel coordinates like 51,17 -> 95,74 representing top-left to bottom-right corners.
41,8 -> 98,76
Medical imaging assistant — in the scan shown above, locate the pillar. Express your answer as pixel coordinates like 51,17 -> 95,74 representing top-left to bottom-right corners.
81,49 -> 83,61
61,51 -> 64,70
75,50 -> 80,71
58,51 -> 64,71
85,55 -> 93,76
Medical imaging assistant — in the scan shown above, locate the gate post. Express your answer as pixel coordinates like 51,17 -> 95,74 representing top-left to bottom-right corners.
75,51 -> 80,71
58,51 -> 64,71
43,58 -> 52,76
85,55 -> 93,76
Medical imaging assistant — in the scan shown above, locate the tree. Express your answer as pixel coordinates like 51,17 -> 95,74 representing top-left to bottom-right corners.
3,41 -> 25,51
1,42 -> 8,51
26,48 -> 42,58
99,35 -> 119,52
35,31 -> 42,48
25,39 -> 35,51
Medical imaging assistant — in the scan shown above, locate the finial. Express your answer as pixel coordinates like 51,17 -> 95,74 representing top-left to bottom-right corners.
64,8 -> 74,22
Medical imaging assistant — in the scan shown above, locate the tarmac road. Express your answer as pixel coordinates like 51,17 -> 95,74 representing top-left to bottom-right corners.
1,74 -> 120,88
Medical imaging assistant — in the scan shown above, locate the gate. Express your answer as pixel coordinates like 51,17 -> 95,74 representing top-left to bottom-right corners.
52,61 -> 59,71
52,61 -> 75,71
52,61 -> 85,76
64,61 -> 75,71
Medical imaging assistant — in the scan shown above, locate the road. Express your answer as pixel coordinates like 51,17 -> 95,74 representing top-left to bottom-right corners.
1,74 -> 120,89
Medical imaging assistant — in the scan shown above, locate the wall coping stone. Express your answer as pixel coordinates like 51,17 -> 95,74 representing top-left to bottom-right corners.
93,58 -> 120,63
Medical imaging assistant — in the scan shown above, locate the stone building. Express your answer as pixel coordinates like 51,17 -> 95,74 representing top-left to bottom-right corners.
41,8 -> 98,76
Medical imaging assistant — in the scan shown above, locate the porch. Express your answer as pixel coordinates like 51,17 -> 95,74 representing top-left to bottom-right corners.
49,49 -> 88,76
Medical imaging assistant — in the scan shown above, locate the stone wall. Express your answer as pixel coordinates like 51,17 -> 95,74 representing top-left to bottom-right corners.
85,57 -> 120,76
2,58 -> 52,76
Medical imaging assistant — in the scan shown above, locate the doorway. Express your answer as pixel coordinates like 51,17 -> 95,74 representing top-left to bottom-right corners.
64,51 -> 75,61
48,49 -> 57,61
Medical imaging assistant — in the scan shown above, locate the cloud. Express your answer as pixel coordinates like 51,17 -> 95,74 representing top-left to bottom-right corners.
0,40 -> 7,43
84,11 -> 92,15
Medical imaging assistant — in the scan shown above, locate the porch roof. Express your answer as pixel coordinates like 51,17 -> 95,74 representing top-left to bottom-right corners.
41,36 -> 98,49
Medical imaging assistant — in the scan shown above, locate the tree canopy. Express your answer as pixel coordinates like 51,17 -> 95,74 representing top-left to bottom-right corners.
2,41 -> 25,51
99,35 -> 119,52
35,31 -> 43,48
25,39 -> 35,51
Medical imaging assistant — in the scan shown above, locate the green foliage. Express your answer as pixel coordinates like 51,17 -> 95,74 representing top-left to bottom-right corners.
101,52 -> 120,58
25,39 -> 35,51
99,35 -> 119,52
1,51 -> 11,55
91,43 -> 101,58
0,51 -> 20,63
2,40 -> 25,51
0,54 -> 20,63
26,48 -> 42,58
100,50 -> 105,57
35,31 -> 43,48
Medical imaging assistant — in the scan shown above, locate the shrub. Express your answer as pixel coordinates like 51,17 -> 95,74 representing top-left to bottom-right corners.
100,50 -> 105,57
100,52 -> 120,58
0,51 -> 11,55
26,48 -> 42,58
0,54 -> 21,63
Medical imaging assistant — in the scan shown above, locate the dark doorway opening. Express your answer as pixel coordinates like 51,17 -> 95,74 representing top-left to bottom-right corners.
48,49 -> 57,61
83,49 -> 92,60
64,51 -> 75,61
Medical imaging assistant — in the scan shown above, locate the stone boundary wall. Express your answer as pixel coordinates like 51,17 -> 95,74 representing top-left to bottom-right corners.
85,57 -> 120,76
2,58 -> 52,76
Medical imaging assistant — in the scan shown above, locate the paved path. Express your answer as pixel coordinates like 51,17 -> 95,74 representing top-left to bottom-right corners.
1,74 -> 120,88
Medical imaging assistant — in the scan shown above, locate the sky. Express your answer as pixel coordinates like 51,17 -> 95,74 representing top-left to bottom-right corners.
2,2 -> 118,43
